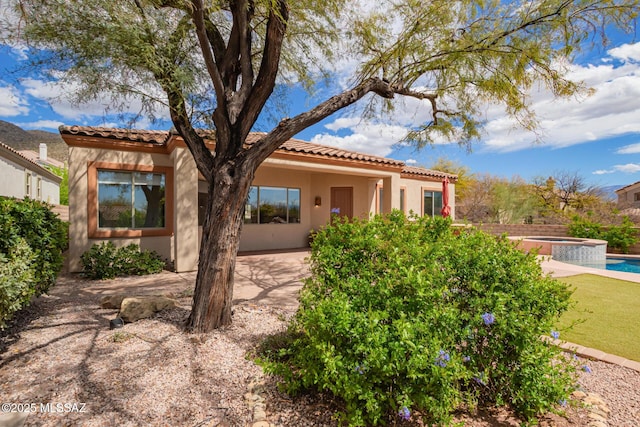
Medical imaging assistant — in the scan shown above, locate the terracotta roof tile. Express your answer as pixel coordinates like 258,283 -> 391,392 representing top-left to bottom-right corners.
59,125 -> 170,145
402,165 -> 458,181
58,126 -> 456,178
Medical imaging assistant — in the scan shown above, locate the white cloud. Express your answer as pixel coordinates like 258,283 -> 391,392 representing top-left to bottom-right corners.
592,169 -> 614,175
405,158 -> 417,164
312,121 -> 410,157
609,43 -> 640,62
309,40 -> 640,158
0,85 -> 29,116
18,78 -> 170,126
16,119 -> 64,130
616,143 -> 640,154
613,163 -> 640,174
480,42 -> 640,152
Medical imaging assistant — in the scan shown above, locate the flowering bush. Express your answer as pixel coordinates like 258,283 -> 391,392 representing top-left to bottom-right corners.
259,211 -> 575,425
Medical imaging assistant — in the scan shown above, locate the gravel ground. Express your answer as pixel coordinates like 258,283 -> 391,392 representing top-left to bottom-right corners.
1,273 -> 639,426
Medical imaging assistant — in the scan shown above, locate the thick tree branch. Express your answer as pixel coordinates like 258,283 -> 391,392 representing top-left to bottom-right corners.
226,0 -> 255,125
191,0 -> 226,109
245,77 -> 395,166
238,0 -> 288,140
165,86 -> 215,181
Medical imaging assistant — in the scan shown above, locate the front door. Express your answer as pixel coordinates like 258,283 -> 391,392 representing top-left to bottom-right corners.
330,187 -> 353,220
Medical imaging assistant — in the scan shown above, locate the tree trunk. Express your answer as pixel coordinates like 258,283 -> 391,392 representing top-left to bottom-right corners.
186,160 -> 253,332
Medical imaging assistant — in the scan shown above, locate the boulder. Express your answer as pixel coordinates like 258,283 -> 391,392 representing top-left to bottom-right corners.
100,294 -> 127,309
119,296 -> 177,323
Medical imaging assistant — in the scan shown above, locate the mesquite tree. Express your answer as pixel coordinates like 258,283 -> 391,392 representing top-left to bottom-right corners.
3,0 -> 637,331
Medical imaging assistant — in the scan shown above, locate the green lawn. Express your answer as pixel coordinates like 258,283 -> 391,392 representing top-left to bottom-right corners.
556,274 -> 640,362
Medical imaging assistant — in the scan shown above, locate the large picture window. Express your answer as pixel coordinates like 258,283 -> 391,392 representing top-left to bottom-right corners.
423,190 -> 443,217
244,186 -> 300,224
97,170 -> 166,228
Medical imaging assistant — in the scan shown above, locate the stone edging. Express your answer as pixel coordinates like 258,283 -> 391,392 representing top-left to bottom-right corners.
245,378 -> 273,427
555,339 -> 640,373
571,391 -> 611,427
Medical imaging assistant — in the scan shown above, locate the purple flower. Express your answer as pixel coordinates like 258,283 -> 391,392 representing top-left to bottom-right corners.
473,375 -> 487,386
481,312 -> 495,326
462,355 -> 471,363
583,365 -> 592,373
330,207 -> 340,214
558,399 -> 567,407
551,330 -> 560,340
355,365 -> 364,375
573,354 -> 580,361
434,350 -> 450,367
398,406 -> 411,421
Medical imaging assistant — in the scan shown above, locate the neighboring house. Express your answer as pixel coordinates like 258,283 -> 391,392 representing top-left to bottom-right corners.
60,126 -> 457,273
616,181 -> 640,208
18,143 -> 66,169
0,140 -> 62,204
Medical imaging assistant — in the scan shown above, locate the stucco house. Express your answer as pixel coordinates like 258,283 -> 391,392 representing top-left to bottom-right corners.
0,140 -> 62,204
616,181 -> 640,208
60,125 -> 457,273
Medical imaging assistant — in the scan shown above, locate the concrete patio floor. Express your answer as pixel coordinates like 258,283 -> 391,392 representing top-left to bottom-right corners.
82,249 -> 311,309
81,250 -> 640,307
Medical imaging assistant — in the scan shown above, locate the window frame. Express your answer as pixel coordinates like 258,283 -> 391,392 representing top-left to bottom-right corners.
36,177 -> 42,200
244,185 -> 301,225
422,188 -> 443,218
25,172 -> 32,197
87,162 -> 174,238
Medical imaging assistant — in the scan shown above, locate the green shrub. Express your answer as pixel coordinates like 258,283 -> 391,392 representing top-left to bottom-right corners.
604,216 -> 638,253
259,211 -> 575,426
81,242 -> 164,279
0,197 -> 67,294
568,215 -> 638,253
0,239 -> 36,328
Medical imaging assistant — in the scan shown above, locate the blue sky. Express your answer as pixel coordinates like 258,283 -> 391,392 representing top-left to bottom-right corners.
0,33 -> 639,188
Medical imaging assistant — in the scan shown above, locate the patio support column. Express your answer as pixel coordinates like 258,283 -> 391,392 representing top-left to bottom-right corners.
382,173 -> 401,214
172,147 -> 199,272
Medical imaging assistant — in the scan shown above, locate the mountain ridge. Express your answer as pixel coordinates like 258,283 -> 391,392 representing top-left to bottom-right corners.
0,120 -> 68,163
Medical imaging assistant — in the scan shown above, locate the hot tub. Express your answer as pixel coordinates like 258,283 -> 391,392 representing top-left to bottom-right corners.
509,236 -> 607,267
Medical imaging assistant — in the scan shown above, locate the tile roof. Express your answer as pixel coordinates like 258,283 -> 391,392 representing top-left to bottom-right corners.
401,165 -> 458,181
59,125 -> 455,179
245,132 -> 404,167
60,125 -> 170,145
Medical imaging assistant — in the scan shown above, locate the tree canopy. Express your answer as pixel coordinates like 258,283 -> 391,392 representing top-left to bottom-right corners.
4,0 -> 637,147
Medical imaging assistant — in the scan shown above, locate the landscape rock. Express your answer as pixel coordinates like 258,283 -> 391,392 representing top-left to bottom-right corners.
100,294 -> 127,309
119,296 -> 177,323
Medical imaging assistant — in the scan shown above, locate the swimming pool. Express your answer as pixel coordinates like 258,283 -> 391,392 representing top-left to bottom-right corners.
564,257 -> 640,274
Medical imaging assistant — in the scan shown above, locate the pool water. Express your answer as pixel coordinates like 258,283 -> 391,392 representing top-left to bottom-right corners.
604,258 -> 640,273
565,257 -> 640,273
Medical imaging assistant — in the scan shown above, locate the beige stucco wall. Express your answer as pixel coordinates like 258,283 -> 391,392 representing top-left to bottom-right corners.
66,146 -> 175,272
172,147 -> 199,272
400,178 -> 455,219
309,172 -> 378,229
66,141 -> 457,272
617,183 -> 640,207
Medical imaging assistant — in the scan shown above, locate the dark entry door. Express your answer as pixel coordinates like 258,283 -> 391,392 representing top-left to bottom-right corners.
330,187 -> 353,219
